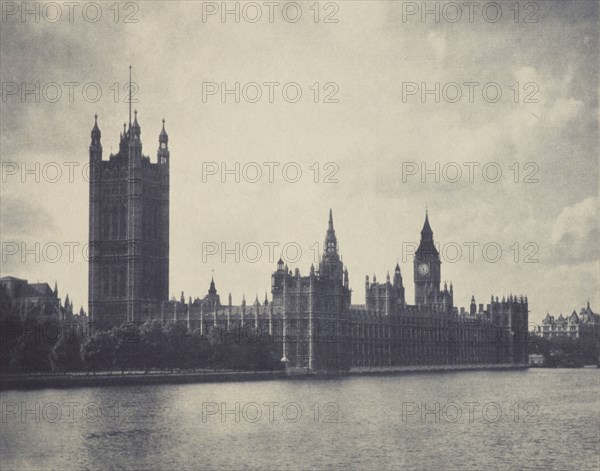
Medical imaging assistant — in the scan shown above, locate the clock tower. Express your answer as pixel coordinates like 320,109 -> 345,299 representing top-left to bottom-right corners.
414,210 -> 441,305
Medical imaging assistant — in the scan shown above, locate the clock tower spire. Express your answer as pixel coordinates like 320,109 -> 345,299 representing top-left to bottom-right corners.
414,209 -> 441,305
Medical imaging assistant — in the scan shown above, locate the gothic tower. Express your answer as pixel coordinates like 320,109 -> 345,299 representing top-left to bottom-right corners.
414,210 -> 441,305
88,84 -> 169,330
393,262 -> 406,306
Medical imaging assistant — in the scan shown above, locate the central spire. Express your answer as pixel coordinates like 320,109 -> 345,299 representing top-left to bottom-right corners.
323,208 -> 338,258
128,65 -> 132,130
319,209 -> 343,281
208,274 -> 217,295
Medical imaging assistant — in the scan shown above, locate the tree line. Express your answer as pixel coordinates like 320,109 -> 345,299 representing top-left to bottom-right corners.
529,334 -> 599,367
0,314 -> 284,374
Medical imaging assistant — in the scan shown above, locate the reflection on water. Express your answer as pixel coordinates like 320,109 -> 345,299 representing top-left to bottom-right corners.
1,369 -> 598,470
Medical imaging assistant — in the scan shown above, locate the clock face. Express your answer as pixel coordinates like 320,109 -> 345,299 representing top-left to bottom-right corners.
418,263 -> 430,276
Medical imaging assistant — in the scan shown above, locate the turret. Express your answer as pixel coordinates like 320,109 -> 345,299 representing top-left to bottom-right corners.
115,121 -> 129,155
90,114 -> 101,148
203,275 -> 220,309
271,258 -> 286,301
130,109 -> 141,140
88,113 -> 103,328
158,118 -> 169,165
393,263 -> 402,287
470,295 -> 476,316
127,109 -> 142,180
89,114 -> 102,162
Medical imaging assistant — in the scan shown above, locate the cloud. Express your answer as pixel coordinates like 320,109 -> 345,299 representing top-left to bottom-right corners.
0,0 -> 597,316
546,98 -> 585,127
0,194 -> 55,238
426,32 -> 446,60
549,197 -> 598,264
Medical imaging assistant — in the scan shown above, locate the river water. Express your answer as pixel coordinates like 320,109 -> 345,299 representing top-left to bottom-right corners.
1,369 -> 598,470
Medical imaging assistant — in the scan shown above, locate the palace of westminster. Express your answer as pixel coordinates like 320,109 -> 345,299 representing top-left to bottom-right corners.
86,108 -> 529,372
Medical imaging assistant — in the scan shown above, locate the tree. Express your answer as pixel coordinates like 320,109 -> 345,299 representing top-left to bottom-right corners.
50,323 -> 83,373
573,336 -> 600,365
112,323 -> 142,373
206,326 -> 231,371
139,320 -> 167,372
528,334 -> 550,356
81,330 -> 116,374
164,322 -> 192,372
10,315 -> 59,373
185,330 -> 206,372
0,314 -> 22,373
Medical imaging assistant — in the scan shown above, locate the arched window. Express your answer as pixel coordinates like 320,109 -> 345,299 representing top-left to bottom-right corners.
111,267 -> 117,298
120,266 -> 126,297
102,208 -> 109,239
102,267 -> 109,296
111,208 -> 118,239
119,206 -> 126,239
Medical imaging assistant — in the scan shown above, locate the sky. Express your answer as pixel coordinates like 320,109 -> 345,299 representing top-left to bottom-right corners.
1,0 -> 598,326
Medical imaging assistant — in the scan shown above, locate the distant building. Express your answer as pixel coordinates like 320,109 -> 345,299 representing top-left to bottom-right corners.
529,354 -> 544,365
535,303 -> 599,340
0,276 -> 87,331
0,276 -> 61,318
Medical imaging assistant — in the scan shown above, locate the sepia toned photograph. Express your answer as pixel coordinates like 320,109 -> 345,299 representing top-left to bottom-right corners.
0,1 -> 598,469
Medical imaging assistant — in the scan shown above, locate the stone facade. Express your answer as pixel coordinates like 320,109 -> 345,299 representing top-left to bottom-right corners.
0,276 -> 61,318
157,211 -> 529,372
87,114 -> 529,372
88,112 -> 169,330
